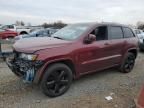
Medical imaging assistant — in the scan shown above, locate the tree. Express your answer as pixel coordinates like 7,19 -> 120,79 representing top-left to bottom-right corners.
21,21 -> 25,26
137,21 -> 144,30
15,20 -> 25,26
41,21 -> 67,29
42,23 -> 49,28
27,22 -> 31,26
15,20 -> 20,26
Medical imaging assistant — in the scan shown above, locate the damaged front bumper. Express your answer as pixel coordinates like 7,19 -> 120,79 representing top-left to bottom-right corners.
6,57 -> 44,83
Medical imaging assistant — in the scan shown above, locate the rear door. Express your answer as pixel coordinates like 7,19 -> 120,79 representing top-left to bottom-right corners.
107,26 -> 125,64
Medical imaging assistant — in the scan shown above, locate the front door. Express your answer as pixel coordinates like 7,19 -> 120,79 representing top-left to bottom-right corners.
78,26 -> 116,74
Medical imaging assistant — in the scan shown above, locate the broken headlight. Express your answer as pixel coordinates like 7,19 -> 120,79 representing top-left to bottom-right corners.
19,53 -> 37,61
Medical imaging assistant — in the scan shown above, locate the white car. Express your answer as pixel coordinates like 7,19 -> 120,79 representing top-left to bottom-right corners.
1,25 -> 43,35
134,29 -> 144,51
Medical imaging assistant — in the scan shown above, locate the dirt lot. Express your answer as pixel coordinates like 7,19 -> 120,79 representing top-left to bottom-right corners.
0,52 -> 144,108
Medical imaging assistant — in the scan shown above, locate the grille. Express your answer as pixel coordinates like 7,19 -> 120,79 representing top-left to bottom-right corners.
13,51 -> 20,59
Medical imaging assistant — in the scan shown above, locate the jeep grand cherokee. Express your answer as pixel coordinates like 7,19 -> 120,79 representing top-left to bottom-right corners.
6,23 -> 138,97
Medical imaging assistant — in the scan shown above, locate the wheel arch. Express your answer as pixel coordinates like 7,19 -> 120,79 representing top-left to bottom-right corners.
127,48 -> 138,58
34,59 -> 76,84
20,31 -> 28,35
120,48 -> 138,67
120,48 -> 137,73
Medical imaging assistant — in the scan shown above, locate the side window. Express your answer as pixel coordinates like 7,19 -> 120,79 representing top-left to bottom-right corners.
90,26 -> 108,41
2,25 -> 8,29
123,27 -> 135,38
38,31 -> 43,35
109,26 -> 123,39
8,25 -> 14,29
35,31 -> 42,37
43,30 -> 49,36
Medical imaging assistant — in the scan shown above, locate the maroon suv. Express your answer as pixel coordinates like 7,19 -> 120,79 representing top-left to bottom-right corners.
7,23 -> 138,97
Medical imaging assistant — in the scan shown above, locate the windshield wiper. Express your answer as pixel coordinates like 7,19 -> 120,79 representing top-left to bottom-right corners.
53,36 -> 64,40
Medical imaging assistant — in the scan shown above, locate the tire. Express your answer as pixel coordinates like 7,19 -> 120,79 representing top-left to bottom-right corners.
41,63 -> 73,97
120,52 -> 136,73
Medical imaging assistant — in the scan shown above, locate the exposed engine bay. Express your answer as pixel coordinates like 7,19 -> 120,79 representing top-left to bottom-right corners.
6,51 -> 43,83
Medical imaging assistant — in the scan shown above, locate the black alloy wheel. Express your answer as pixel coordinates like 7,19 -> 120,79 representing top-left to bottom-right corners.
120,53 -> 135,73
41,63 -> 72,97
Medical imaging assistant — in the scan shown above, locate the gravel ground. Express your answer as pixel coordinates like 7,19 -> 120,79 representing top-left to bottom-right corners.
0,52 -> 144,108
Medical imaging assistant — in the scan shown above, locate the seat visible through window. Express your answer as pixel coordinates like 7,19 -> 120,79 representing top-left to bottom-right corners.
91,26 -> 107,41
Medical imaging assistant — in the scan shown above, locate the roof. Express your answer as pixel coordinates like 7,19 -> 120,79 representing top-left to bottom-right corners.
71,22 -> 129,28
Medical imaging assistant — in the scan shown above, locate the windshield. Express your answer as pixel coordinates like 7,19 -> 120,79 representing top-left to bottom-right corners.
51,24 -> 91,40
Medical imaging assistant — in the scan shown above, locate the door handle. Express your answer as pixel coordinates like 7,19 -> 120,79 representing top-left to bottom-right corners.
104,43 -> 110,45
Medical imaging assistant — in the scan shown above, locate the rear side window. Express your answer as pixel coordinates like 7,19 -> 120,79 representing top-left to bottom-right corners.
8,25 -> 14,29
109,26 -> 123,39
123,27 -> 135,38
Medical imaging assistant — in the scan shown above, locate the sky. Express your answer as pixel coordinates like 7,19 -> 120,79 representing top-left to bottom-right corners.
0,0 -> 144,25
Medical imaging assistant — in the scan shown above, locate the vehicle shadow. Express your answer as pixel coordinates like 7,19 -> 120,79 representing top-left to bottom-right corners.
40,67 -> 123,98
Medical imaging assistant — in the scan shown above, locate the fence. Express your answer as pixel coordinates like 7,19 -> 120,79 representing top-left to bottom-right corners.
0,39 -> 14,59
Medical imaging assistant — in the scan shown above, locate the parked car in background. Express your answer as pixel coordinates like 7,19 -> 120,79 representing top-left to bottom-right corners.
134,29 -> 144,51
0,29 -> 18,39
14,28 -> 58,41
136,85 -> 144,108
7,23 -> 138,97
1,25 -> 43,35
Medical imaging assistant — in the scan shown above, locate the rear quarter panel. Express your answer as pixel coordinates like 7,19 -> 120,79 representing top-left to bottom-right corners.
122,37 -> 138,56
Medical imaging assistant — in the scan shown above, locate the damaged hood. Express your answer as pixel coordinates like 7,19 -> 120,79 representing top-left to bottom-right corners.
13,37 -> 71,53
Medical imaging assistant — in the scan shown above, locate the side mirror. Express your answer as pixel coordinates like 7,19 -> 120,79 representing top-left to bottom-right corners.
84,34 -> 96,44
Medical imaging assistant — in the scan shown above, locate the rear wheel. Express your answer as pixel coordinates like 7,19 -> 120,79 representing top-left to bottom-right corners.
120,53 -> 135,73
20,32 -> 27,35
41,63 -> 73,97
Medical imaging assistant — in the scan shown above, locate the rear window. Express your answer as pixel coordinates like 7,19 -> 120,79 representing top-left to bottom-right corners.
123,27 -> 135,38
109,26 -> 123,39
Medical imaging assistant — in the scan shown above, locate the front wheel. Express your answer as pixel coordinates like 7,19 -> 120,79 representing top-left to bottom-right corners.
120,53 -> 136,73
41,63 -> 73,97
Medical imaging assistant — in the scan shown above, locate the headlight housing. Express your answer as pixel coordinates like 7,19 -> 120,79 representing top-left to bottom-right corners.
19,53 -> 37,61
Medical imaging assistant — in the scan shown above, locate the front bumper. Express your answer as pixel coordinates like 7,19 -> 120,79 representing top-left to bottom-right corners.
6,57 -> 44,83
6,58 -> 22,77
